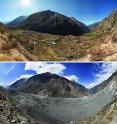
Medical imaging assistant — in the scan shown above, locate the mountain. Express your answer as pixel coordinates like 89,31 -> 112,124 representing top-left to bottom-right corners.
90,71 -> 117,94
8,10 -> 89,36
7,16 -> 27,27
10,72 -> 89,97
10,70 -> 117,98
1,71 -> 117,124
94,10 -> 117,31
88,22 -> 100,30
10,78 -> 28,89
1,10 -> 117,61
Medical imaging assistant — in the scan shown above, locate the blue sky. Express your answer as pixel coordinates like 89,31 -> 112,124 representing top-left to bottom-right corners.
1,0 -> 117,24
0,62 -> 117,88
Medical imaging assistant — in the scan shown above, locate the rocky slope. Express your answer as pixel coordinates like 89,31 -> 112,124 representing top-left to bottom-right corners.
1,70 -> 117,124
0,32 -> 37,61
75,71 -> 117,124
8,10 -> 89,36
0,86 -> 40,124
76,97 -> 117,124
10,72 -> 89,98
1,87 -> 116,124
88,22 -> 100,30
85,10 -> 117,61
10,78 -> 28,89
1,86 -> 116,124
90,71 -> 117,94
95,10 -> 117,31
0,22 -> 38,61
9,91 -> 115,124
90,27 -> 117,61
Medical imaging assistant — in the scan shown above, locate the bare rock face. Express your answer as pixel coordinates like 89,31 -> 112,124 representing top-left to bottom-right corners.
0,87 -> 40,124
90,71 -> 117,95
10,72 -> 89,98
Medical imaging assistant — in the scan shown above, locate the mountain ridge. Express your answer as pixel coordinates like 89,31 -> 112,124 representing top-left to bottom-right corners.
10,72 -> 89,98
1,69 -> 117,124
8,10 -> 89,36
7,16 -> 27,27
10,70 -> 117,96
91,9 -> 117,31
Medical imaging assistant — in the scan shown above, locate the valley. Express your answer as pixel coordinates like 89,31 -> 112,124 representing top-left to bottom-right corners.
0,71 -> 117,124
0,10 -> 117,61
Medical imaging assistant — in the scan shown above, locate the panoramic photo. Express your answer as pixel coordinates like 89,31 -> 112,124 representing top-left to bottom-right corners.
0,0 -> 117,61
0,62 -> 117,124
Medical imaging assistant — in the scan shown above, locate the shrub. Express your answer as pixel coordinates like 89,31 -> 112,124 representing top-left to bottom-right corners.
112,34 -> 117,43
0,28 -> 5,34
90,48 -> 106,61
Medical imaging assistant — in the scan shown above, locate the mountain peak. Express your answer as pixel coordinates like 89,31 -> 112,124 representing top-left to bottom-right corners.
36,10 -> 57,15
42,10 -> 55,13
10,73 -> 89,97
35,72 -> 60,78
8,10 -> 89,36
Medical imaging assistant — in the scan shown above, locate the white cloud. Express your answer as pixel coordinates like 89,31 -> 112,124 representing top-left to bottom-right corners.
64,75 -> 79,82
4,65 -> 16,74
88,62 -> 117,89
10,74 -> 34,86
25,62 -> 66,75
18,74 -> 34,79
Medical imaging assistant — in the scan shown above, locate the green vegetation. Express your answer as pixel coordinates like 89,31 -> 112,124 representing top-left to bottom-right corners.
0,27 -> 6,33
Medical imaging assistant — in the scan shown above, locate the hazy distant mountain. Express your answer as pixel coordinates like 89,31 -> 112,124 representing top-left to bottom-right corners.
8,10 -> 89,35
10,72 -> 89,97
88,22 -> 100,30
7,16 -> 27,27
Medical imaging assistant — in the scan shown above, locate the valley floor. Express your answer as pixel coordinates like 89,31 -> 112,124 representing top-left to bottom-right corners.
0,86 -> 117,124
0,27 -> 117,61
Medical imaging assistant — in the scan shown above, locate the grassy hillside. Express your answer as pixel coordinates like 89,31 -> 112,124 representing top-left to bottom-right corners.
9,29 -> 96,61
